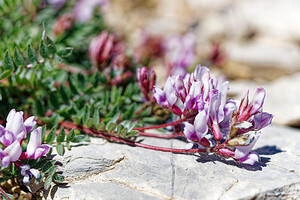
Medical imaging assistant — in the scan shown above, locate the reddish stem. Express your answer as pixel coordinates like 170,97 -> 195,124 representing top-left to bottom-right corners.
139,131 -> 183,138
134,118 -> 185,131
0,187 -> 11,200
60,121 -> 205,153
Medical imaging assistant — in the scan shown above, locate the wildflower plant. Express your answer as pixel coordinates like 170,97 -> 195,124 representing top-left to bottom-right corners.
0,0 -> 274,199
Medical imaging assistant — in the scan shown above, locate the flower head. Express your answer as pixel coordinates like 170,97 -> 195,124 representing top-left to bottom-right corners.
26,127 -> 51,159
20,164 -> 40,183
137,66 -> 156,101
89,31 -> 127,70
0,140 -> 22,168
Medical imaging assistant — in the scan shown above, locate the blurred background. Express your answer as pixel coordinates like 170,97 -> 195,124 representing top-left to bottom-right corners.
101,0 -> 300,127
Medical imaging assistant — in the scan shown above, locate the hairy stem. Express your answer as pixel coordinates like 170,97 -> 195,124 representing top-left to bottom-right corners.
60,121 -> 206,153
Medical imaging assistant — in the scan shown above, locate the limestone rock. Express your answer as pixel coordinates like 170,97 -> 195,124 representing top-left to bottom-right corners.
50,125 -> 300,200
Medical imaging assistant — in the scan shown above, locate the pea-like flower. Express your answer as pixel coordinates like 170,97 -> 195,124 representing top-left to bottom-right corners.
136,66 -> 156,101
20,164 -> 40,183
26,127 -> 51,159
0,140 -> 22,168
154,65 -> 273,165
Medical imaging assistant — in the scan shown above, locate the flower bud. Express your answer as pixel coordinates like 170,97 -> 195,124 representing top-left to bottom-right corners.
89,31 -> 126,70
218,148 -> 235,157
53,13 -> 74,35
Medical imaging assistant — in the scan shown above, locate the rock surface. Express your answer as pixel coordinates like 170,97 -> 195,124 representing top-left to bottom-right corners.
49,125 -> 300,200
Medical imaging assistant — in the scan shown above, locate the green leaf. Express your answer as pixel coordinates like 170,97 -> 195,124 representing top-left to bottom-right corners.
95,122 -> 105,131
48,166 -> 57,176
44,176 -> 52,190
82,105 -> 90,125
54,55 -> 63,63
127,130 -> 139,137
0,70 -> 12,80
56,143 -> 65,156
42,160 -> 56,173
106,123 -> 117,133
39,40 -> 49,58
34,99 -> 45,116
35,172 -> 45,183
86,118 -> 94,128
107,113 -> 120,126
46,127 -> 56,144
46,37 -> 56,55
45,60 -> 52,71
66,141 -> 71,150
93,108 -> 100,126
128,121 -> 137,132
77,73 -> 87,90
49,93 -> 59,109
60,84 -> 69,103
66,129 -> 75,142
116,124 -> 124,135
2,170 -> 14,178
0,177 -> 8,183
57,129 -> 65,143
42,126 -> 47,142
53,173 -> 64,183
27,44 -> 38,63
4,50 -> 14,71
123,103 -> 136,120
121,128 -> 128,136
57,47 -> 73,58
72,116 -> 81,125
13,47 -> 25,66
69,76 -> 80,95
71,134 -> 89,143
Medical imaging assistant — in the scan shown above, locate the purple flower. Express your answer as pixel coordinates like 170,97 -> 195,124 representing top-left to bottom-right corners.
5,109 -> 27,141
153,77 -> 182,115
24,116 -> 37,133
234,133 -> 260,160
0,140 -> 22,168
236,151 -> 260,165
164,33 -> 196,76
137,66 -> 156,101
26,127 -> 51,159
183,122 -> 210,147
0,109 -> 37,146
238,88 -> 266,122
20,164 -> 40,183
89,31 -> 126,70
252,112 -> 274,130
74,0 -> 109,23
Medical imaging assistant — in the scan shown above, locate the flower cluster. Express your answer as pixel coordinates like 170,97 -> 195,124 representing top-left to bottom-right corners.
163,33 -> 196,76
0,109 -> 51,183
153,65 -> 273,165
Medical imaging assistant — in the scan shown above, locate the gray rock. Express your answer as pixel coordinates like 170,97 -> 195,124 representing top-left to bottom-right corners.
50,125 -> 300,200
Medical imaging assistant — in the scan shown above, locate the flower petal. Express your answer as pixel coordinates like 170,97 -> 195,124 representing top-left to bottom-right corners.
26,127 -> 43,158
194,110 -> 208,139
24,116 -> 37,133
30,168 -> 40,179
164,77 -> 177,106
238,151 -> 260,165
234,132 -> 260,159
3,140 -> 22,162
